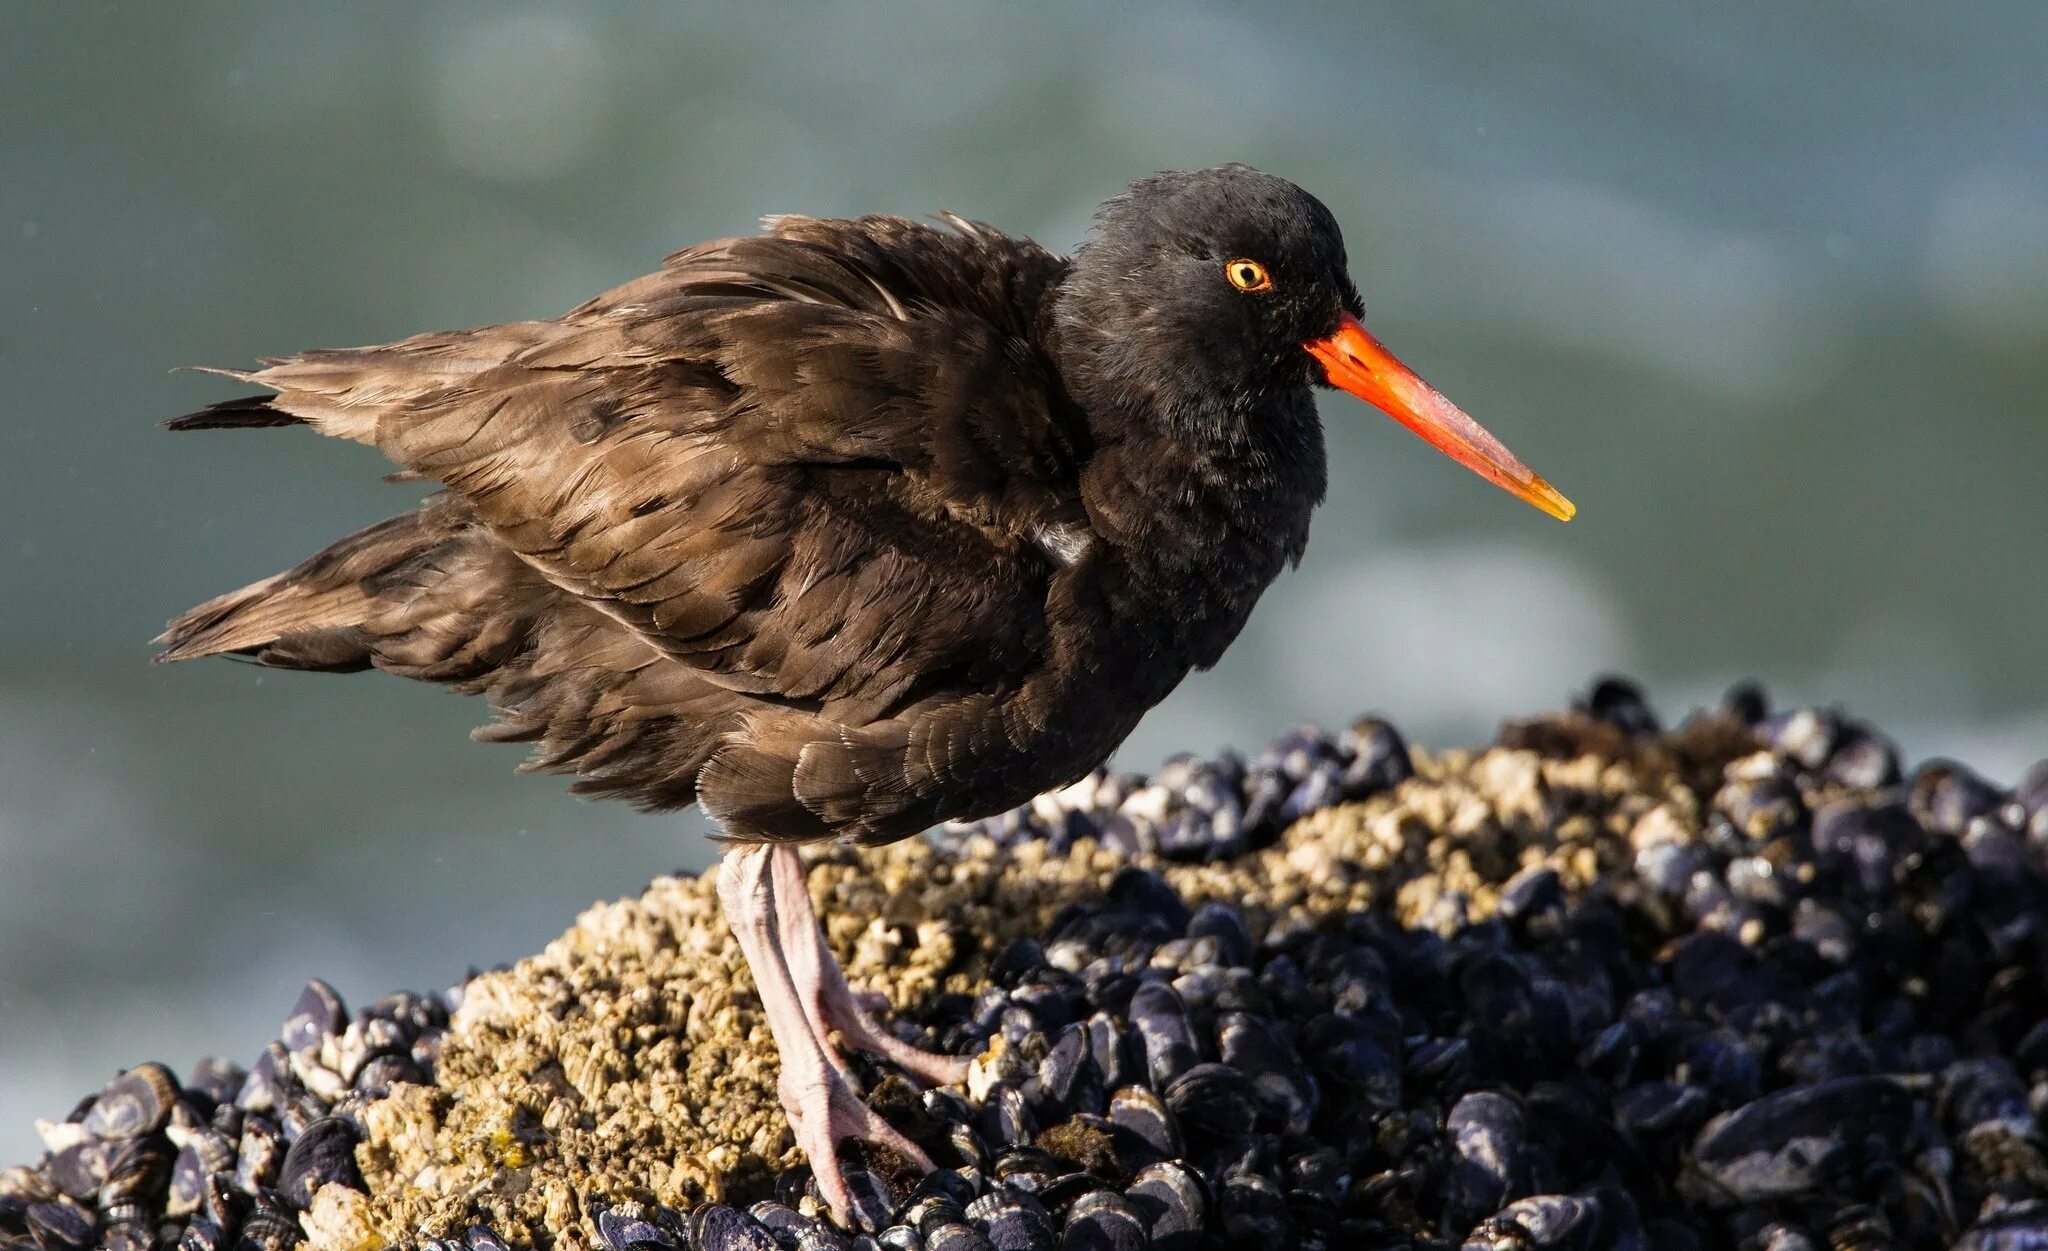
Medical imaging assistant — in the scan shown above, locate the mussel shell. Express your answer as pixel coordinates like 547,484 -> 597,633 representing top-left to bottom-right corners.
276,1116 -> 362,1210
1686,1076 -> 1912,1204
975,1084 -> 1035,1152
1613,1082 -> 1710,1140
1127,983 -> 1197,1090
97,1135 -> 173,1208
1105,1087 -> 1179,1166
1083,1016 -> 1139,1095
41,1143 -> 108,1203
178,1216 -> 226,1251
165,1146 -> 208,1219
921,1220 -> 991,1251
1058,1188 -> 1146,1251
596,1203 -> 678,1251
689,1203 -> 777,1251
235,1190 -> 302,1251
1953,1201 -> 2048,1251
1032,1024 -> 1100,1122
1217,1013 -> 1316,1134
840,1155 -> 902,1235
1463,1191 -> 1617,1250
464,1225 -> 511,1251
1124,1160 -> 1205,1251
1339,716 -> 1413,795
964,1191 -> 1054,1251
85,1065 -> 179,1141
1445,1091 -> 1529,1230
1162,1064 -> 1256,1142
1216,1173 -> 1292,1244
280,982 -> 347,1056
1184,904 -> 1253,970
185,1061 -> 247,1111
24,1199 -> 95,1251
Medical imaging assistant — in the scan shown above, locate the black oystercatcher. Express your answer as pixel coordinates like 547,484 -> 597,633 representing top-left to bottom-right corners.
156,164 -> 1572,1220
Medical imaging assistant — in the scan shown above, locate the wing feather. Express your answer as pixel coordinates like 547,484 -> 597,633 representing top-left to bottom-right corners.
186,215 -> 1095,838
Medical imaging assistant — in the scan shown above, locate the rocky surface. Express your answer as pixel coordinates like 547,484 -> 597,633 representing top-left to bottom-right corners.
7,680 -> 2048,1250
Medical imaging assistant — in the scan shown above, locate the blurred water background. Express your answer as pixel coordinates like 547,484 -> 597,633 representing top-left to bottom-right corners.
4,2 -> 2047,1158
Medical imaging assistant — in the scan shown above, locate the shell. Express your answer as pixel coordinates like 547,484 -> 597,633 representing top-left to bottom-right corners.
1300,1013 -> 1400,1111
920,1221 -> 991,1251
1686,1077 -> 1913,1204
964,1191 -> 1054,1251
1216,1012 -> 1315,1135
597,1203 -> 678,1251
1954,1201 -> 2048,1251
1083,1015 -> 1139,1096
1127,983 -> 1196,1091
1124,1160 -> 1204,1250
1105,1087 -> 1179,1166
84,1065 -> 180,1141
1339,716 -> 1413,794
1031,1023 -> 1099,1122
840,1155 -> 902,1235
1058,1189 -> 1147,1251
275,1116 -> 362,1210
233,1191 -> 301,1251
1461,1188 -> 1644,1251
179,1217 -> 227,1251
97,1136 -> 173,1209
24,1199 -> 95,1251
1445,1091 -> 1529,1233
279,982 -> 346,1057
976,1083 -> 1035,1152
1216,1174 -> 1290,1244
464,1226 -> 511,1251
690,1203 -> 778,1251
1161,1064 -> 1255,1143
164,1146 -> 208,1219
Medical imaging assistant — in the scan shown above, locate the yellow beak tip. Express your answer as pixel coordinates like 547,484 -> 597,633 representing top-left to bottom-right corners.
1530,478 -> 1577,523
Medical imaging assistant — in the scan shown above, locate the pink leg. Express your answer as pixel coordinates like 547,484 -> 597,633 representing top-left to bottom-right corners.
717,845 -> 931,1227
769,844 -> 971,1088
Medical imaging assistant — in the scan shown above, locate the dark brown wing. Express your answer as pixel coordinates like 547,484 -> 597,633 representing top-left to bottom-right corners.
179,216 -> 1097,838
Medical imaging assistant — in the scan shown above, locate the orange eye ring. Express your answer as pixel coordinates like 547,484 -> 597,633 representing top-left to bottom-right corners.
1225,258 -> 1272,293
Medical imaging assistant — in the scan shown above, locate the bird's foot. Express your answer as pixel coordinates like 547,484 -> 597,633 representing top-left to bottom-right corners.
819,997 -> 970,1089
768,843 -> 970,1090
777,1051 -> 933,1227
722,842 -> 962,1228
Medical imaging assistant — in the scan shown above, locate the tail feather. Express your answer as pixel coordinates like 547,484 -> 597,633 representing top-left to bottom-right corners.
157,493 -> 743,813
163,392 -> 305,432
153,572 -> 371,667
153,503 -> 468,669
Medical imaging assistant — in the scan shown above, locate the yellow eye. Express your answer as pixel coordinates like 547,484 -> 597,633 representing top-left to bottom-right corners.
1225,259 -> 1272,293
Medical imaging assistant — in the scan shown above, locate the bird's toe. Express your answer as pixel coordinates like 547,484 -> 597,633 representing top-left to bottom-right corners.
780,1056 -> 934,1229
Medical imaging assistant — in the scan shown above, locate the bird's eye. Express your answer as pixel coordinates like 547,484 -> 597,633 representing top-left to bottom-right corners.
1225,259 -> 1272,293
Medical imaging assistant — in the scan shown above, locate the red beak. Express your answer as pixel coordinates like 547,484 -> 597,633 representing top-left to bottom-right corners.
1305,314 -> 1575,522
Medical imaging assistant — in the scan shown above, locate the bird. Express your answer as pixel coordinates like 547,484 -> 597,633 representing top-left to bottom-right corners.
155,163 -> 1573,1223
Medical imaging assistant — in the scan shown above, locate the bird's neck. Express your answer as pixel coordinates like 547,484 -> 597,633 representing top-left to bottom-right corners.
1061,377 -> 1327,670
1036,279 -> 1328,667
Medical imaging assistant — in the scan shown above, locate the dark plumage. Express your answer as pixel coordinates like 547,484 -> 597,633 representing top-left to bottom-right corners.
157,165 -> 1571,1220
158,169 -> 1351,844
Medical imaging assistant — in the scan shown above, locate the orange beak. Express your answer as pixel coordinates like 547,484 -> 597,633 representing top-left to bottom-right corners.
1305,314 -> 1575,522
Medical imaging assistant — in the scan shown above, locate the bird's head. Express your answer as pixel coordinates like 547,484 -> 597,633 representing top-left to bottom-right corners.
1061,164 -> 1573,522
